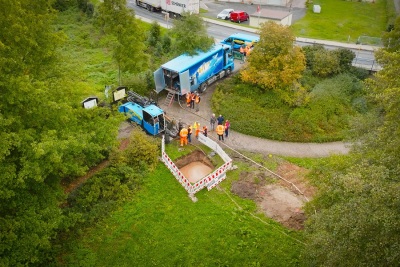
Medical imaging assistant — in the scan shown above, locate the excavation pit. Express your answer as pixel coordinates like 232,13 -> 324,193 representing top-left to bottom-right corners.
175,150 -> 215,184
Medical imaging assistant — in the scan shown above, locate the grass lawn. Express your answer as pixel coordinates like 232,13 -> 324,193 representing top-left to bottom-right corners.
61,145 -> 304,266
291,0 -> 387,43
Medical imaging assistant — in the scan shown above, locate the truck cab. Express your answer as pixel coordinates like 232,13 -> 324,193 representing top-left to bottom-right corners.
220,33 -> 259,51
118,102 -> 166,136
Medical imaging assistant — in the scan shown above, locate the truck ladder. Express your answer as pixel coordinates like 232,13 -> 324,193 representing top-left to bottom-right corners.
165,91 -> 175,107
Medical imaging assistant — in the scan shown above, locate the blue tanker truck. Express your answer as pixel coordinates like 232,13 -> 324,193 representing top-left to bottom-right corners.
153,44 -> 234,95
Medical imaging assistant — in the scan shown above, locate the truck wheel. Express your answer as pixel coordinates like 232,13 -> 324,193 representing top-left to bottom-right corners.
136,0 -> 139,6
199,83 -> 207,93
226,68 -> 231,76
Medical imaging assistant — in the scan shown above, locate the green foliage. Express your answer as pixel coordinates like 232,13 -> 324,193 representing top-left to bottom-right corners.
171,13 -> 214,56
241,22 -> 306,106
384,0 -> 397,31
303,49 -> 400,266
0,2 -> 122,265
382,16 -> 400,52
97,0 -> 148,84
333,48 -> 356,71
212,73 -> 367,142
64,130 -> 158,228
147,21 -> 161,48
59,156 -> 304,266
53,0 -> 76,11
348,66 -> 370,80
303,45 -> 356,77
304,161 -> 400,266
291,0 -> 386,43
111,130 -> 159,171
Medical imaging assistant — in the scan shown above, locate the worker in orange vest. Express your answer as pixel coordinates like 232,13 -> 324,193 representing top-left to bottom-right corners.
245,45 -> 250,57
193,121 -> 200,138
239,45 -> 245,55
179,126 -> 188,146
216,124 -> 224,141
190,92 -> 196,109
202,125 -> 208,137
186,92 -> 191,108
195,93 -> 201,112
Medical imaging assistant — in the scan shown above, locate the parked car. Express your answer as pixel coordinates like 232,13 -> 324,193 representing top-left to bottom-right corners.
217,9 -> 234,20
230,11 -> 249,23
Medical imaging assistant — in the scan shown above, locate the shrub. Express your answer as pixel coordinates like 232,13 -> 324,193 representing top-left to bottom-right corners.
212,73 -> 368,142
63,130 -> 159,228
348,66 -> 370,80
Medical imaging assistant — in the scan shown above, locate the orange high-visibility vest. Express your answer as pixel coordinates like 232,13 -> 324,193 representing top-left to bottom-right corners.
240,46 -> 244,54
216,125 -> 224,135
195,95 -> 200,103
180,128 -> 188,137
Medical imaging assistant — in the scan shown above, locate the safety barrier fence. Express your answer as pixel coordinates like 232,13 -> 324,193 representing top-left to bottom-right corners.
161,135 -> 233,196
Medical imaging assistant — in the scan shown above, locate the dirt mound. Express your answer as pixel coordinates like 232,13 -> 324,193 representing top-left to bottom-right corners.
231,162 -> 314,230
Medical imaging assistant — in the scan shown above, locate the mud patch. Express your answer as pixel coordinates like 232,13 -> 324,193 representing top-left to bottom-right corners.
231,162 -> 314,230
175,150 -> 215,183
180,162 -> 213,183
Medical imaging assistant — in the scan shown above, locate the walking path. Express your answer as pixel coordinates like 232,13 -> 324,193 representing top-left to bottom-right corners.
160,82 -> 351,158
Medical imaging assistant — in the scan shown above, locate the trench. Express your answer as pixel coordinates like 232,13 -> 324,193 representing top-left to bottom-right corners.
174,150 -> 215,183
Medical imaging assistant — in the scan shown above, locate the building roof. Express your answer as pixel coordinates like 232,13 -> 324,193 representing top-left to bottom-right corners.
250,9 -> 291,20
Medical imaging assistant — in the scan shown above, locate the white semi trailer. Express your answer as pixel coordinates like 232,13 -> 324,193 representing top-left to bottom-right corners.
135,0 -> 199,17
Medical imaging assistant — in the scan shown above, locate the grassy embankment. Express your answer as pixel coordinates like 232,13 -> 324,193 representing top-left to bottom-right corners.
61,144 -> 305,266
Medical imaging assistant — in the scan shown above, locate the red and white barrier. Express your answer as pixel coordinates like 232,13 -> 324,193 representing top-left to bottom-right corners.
161,135 -> 232,196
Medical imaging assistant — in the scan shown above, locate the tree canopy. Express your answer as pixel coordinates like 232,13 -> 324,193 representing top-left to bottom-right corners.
303,47 -> 400,265
0,1 -> 121,265
97,0 -> 148,84
170,13 -> 214,56
382,16 -> 400,52
240,21 -> 306,106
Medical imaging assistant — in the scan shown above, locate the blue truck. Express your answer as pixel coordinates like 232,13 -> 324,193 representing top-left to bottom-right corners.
153,44 -> 234,94
118,91 -> 170,136
118,102 -> 166,136
220,33 -> 259,51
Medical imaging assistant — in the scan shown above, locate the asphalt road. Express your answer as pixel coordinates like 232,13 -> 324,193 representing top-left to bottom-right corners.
128,0 -> 379,70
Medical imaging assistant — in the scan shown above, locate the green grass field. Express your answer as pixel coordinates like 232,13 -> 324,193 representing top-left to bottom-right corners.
62,149 -> 304,266
291,0 -> 387,43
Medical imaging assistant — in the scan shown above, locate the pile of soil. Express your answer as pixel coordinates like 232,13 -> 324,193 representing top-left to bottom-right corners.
231,162 -> 315,230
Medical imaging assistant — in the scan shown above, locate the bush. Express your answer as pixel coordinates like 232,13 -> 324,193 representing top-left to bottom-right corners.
348,66 -> 370,80
212,73 -> 368,142
63,130 -> 159,228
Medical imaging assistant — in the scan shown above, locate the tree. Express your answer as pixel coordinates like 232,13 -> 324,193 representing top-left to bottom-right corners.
240,21 -> 306,106
382,16 -> 400,52
97,0 -> 148,85
0,1 -> 121,265
302,45 -> 355,77
171,13 -> 214,56
147,21 -> 161,48
303,49 -> 400,266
